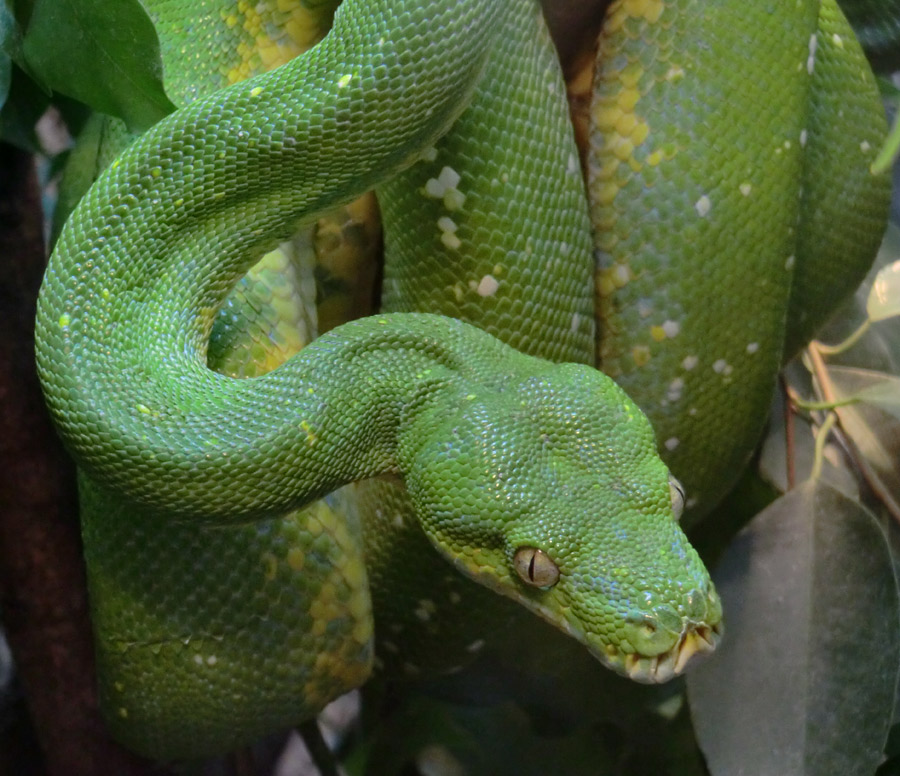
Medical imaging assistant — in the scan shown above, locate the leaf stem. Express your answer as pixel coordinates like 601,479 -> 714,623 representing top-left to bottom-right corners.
807,342 -> 900,524
871,106 -> 900,175
791,396 -> 859,412
781,375 -> 796,490
810,412 -> 836,482
813,319 -> 870,356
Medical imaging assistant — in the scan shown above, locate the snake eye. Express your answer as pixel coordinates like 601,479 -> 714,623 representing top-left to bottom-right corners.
669,475 -> 686,521
513,547 -> 559,588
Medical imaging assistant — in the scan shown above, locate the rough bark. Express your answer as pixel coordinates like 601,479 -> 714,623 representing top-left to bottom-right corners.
0,142 -> 151,775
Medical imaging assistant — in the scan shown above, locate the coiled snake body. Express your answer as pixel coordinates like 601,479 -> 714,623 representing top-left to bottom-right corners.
35,0 -> 888,759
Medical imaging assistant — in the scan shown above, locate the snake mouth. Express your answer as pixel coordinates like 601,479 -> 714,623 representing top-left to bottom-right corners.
606,621 -> 723,684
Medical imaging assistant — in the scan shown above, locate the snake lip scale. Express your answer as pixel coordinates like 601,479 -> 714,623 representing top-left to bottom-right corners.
619,622 -> 722,684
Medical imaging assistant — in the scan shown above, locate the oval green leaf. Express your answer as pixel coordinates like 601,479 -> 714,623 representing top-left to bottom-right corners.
20,0 -> 173,132
687,481 -> 899,776
867,259 -> 900,322
829,366 -> 900,508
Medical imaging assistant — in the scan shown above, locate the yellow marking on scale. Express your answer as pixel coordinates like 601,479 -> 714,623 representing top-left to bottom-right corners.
287,547 -> 305,571
300,419 -> 317,445
632,345 -> 651,367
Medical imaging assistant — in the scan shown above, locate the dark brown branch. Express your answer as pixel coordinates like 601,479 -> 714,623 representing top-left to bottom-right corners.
0,142 -> 150,775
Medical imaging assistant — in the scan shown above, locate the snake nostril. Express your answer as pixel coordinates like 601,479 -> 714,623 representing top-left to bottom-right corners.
652,604 -> 682,633
682,588 -> 707,621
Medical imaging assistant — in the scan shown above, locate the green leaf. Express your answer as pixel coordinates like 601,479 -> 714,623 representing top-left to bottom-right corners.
20,0 -> 173,132
872,111 -> 900,175
849,373 -> 900,420
829,366 -> 900,507
687,481 -> 899,776
868,260 -> 900,322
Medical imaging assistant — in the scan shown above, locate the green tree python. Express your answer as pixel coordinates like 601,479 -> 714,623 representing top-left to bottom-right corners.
33,0 -> 889,761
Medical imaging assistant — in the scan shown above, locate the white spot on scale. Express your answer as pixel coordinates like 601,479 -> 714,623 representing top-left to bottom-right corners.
664,437 -> 680,451
571,312 -> 581,333
437,216 -> 457,233
832,32 -> 844,48
438,167 -> 460,189
807,33 -> 817,74
420,146 -> 438,162
799,129 -> 808,147
424,166 -> 461,198
746,342 -> 759,354
415,599 -> 436,622
466,639 -> 485,653
739,182 -> 752,197
477,275 -> 499,297
860,140 -> 872,153
785,254 -> 796,271
441,232 -> 461,250
566,153 -> 579,175
193,655 -> 203,666
688,407 -> 698,416
438,215 -> 461,250
694,195 -> 711,217
681,355 -> 698,370
443,188 -> 466,211
662,320 -> 680,338
713,359 -> 733,376
206,655 -> 217,666
667,377 -> 684,402
560,241 -> 571,257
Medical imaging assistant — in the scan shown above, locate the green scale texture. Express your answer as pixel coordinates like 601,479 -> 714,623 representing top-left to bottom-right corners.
589,0 -> 889,515
36,0 -> 722,759
357,0 -> 597,678
34,0 -> 889,761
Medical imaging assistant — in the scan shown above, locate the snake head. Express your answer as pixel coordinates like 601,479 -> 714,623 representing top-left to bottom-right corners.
400,359 -> 722,682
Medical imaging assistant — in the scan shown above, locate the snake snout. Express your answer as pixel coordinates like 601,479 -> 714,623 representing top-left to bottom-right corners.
620,619 -> 723,684
599,583 -> 724,683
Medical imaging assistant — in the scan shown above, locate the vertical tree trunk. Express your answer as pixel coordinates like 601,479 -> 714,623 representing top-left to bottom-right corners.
0,142 -> 151,775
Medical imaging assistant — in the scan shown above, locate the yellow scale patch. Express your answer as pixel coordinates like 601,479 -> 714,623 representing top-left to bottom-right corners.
301,501 -> 372,707
221,0 -> 332,84
592,0 -> 684,372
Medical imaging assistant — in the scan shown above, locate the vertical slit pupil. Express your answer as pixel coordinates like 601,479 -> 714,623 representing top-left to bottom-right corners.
528,551 -> 536,581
